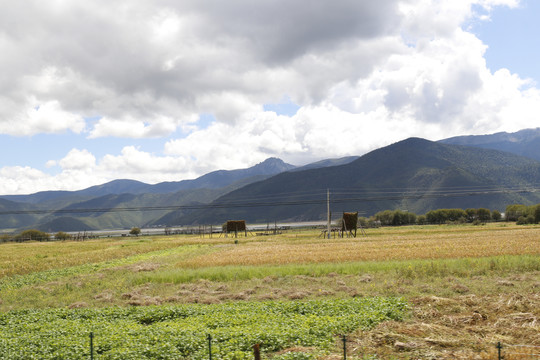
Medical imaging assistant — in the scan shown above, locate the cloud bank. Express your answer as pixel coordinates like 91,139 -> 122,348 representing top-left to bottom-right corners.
0,0 -> 536,194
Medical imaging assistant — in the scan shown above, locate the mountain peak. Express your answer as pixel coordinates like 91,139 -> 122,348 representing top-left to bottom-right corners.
252,158 -> 296,173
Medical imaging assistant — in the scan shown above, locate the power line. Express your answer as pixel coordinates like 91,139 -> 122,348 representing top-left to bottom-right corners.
0,186 -> 538,216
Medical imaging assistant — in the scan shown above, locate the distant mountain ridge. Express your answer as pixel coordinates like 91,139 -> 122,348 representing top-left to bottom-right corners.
1,158 -> 295,204
440,128 -> 540,162
171,137 -> 540,225
147,157 -> 296,193
291,156 -> 359,172
0,158 -> 297,232
4,133 -> 540,232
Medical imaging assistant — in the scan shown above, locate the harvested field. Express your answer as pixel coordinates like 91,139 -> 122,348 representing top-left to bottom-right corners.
177,224 -> 540,267
0,223 -> 538,359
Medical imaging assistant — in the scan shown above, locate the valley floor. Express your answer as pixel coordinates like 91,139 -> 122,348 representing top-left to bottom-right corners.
0,223 -> 538,359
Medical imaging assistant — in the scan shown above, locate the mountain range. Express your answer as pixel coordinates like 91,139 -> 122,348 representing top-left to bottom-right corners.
440,128 -> 540,162
2,128 -> 540,232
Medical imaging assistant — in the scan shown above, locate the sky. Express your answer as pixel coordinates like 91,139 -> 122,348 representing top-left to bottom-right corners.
1,0 -> 540,195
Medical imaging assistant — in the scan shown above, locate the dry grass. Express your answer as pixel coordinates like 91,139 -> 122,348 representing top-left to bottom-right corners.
0,235 -> 223,278
351,291 -> 540,359
177,224 -> 540,268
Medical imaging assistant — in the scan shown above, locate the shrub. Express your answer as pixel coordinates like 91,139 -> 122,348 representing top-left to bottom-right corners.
534,205 -> 540,224
426,208 -> 467,224
0,234 -> 13,243
15,229 -> 50,242
358,217 -> 369,228
516,215 -> 535,225
54,231 -> 71,241
476,208 -> 492,222
506,204 -> 528,222
374,210 -> 417,226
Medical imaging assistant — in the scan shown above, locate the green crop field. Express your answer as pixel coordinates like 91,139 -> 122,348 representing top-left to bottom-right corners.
0,223 -> 539,359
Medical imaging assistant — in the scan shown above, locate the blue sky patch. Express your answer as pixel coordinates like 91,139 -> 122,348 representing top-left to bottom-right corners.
263,98 -> 301,117
470,0 -> 540,83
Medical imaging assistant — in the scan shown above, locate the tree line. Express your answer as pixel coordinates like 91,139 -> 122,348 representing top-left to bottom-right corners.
3,204 -> 540,243
360,203 -> 540,227
505,204 -> 540,224
361,207 -> 504,227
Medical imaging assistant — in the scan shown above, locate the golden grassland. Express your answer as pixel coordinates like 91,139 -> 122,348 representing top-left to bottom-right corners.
0,235 -> 225,278
2,223 -> 538,279
0,222 -> 539,359
177,223 -> 540,268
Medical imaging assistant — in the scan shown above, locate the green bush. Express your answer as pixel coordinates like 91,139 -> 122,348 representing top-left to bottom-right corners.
54,231 -> 71,240
505,204 -> 529,221
374,210 -> 417,226
0,234 -> 12,243
14,229 -> 50,242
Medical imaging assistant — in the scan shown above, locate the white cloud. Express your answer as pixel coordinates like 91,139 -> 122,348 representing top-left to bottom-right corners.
3,0 -> 540,194
88,115 -> 181,139
0,0 -> 404,137
0,96 -> 85,136
0,147 -> 194,195
59,149 -> 96,170
101,146 -> 188,178
0,166 -> 50,195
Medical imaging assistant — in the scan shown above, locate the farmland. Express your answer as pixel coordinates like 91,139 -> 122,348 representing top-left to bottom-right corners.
0,223 -> 539,359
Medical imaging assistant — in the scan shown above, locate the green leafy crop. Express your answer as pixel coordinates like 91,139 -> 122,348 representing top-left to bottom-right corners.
0,297 -> 407,359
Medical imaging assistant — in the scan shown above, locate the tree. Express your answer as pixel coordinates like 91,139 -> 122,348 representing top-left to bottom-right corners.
391,210 -> 407,226
505,204 -> 527,221
476,208 -> 492,222
54,231 -> 71,240
374,210 -> 394,226
15,229 -> 50,242
534,205 -> 540,224
358,217 -> 369,228
129,227 -> 141,236
465,208 -> 477,222
426,208 -> 466,224
491,210 -> 502,222
0,234 -> 12,243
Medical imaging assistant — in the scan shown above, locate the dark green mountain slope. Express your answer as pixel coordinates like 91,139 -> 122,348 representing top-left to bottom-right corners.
440,128 -> 540,162
290,156 -> 359,172
174,138 -> 540,225
36,174 -> 274,231
36,217 -> 95,233
0,198 -> 39,230
42,189 -> 226,230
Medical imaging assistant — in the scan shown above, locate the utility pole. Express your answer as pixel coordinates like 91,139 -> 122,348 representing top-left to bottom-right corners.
327,188 -> 331,239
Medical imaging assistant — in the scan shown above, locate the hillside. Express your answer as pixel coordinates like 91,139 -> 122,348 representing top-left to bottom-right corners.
172,138 -> 540,225
0,158 -> 296,232
6,139 -> 540,231
157,157 -> 296,191
290,156 -> 359,172
440,128 -> 540,162
0,158 -> 295,203
0,198 -> 39,230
